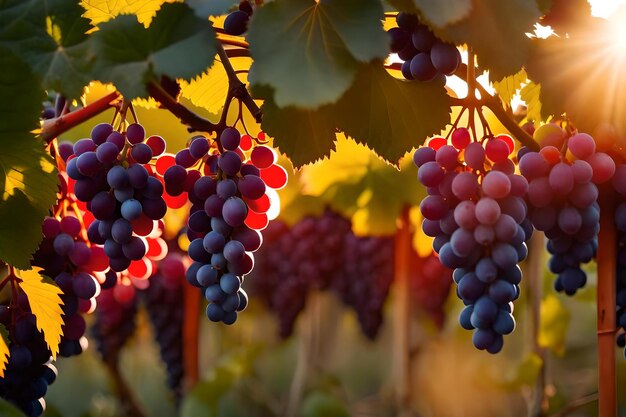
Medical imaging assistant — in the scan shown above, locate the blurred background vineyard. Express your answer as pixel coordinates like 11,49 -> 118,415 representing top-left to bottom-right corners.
32,83 -> 625,417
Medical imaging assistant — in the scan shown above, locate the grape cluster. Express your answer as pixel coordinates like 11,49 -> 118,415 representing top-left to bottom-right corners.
223,1 -> 253,36
414,130 -> 530,353
141,253 -> 185,400
613,163 -> 626,352
409,253 -> 454,328
168,127 -> 286,325
65,122 -> 168,273
520,124 -> 614,295
388,13 -> 461,82
91,286 -> 138,363
33,214 -> 107,357
332,235 -> 394,340
249,212 -> 351,337
0,305 -> 58,417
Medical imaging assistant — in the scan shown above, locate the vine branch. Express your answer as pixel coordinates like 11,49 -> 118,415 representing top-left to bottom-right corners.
40,91 -> 121,143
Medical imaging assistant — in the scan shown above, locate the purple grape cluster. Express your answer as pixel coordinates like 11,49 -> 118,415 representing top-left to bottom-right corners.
414,134 -> 530,353
141,254 -> 185,400
388,13 -> 461,82
33,215 -> 106,357
174,128 -> 264,324
613,164 -> 626,352
519,131 -> 613,295
65,122 -> 168,273
332,235 -> 394,340
223,1 -> 253,36
91,288 -> 137,363
0,305 -> 58,417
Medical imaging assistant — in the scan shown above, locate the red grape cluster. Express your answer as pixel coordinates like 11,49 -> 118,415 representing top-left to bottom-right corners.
165,127 -> 286,324
64,122 -> 168,273
414,130 -> 530,353
388,13 -> 461,83
247,211 -> 350,337
520,124 -> 614,295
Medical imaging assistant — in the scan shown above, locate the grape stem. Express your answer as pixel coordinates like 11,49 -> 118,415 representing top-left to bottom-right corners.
40,91 -> 122,144
467,50 -> 477,142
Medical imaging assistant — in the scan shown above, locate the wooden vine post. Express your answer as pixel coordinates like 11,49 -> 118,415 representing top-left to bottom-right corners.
597,186 -> 617,417
392,206 -> 414,415
182,284 -> 201,391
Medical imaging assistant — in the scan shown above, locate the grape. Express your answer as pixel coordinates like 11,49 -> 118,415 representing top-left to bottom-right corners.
220,128 -> 241,151
482,171 -> 511,199
107,165 -> 129,188
58,141 -> 74,161
417,161 -> 445,187
61,217 -> 81,238
485,138 -> 510,163
73,138 -> 96,156
568,133 -> 595,159
220,273 -> 240,294
451,128 -> 470,150
410,52 -> 437,82
175,149 -> 197,168
223,240 -> 245,262
475,198 -> 501,225
216,179 -> 237,199
401,60 -> 414,80
411,25 -> 436,51
121,199 -> 143,221
126,123 -> 145,144
53,233 -> 74,256
430,42 -> 460,75
76,151 -> 101,176
96,141 -> 120,164
413,146 -> 436,167
548,162 -> 574,195
238,175 -> 266,200
130,143 -> 153,164
435,145 -> 459,170
146,135 -> 166,156
389,27 -> 410,52
107,131 -> 125,150
189,137 -> 209,159
224,10 -> 249,36
91,123 -> 113,145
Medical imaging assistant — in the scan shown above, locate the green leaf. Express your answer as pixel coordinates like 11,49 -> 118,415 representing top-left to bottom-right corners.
0,46 -> 58,269
412,0 -> 473,27
493,69 -> 527,107
435,0 -> 541,80
519,80 -> 543,123
92,2 -> 216,98
337,63 -> 450,164
81,0 -> 175,26
0,0 -> 94,98
248,0 -> 388,108
298,392 -> 350,417
262,62 -> 450,167
186,0 -> 239,18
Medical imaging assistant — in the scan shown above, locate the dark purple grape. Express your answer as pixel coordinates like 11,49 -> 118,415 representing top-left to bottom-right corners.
107,131 -> 125,150
218,151 -> 242,176
91,123 -> 113,145
131,143 -> 153,164
97,142 -> 121,164
388,27 -> 410,53
189,137 -> 210,159
122,237 -> 146,260
430,42 -> 461,75
175,149 -> 197,168
73,138 -> 96,156
76,151 -> 101,176
412,25 -> 436,51
126,123 -> 145,144
220,128 -> 241,151
238,175 -> 266,199
410,53 -> 437,82
224,10 -> 249,36
216,179 -> 237,199
396,12 -> 419,30
222,197 -> 248,227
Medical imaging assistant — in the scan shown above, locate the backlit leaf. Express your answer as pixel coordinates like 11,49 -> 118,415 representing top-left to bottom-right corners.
0,325 -> 9,378
16,268 -> 64,359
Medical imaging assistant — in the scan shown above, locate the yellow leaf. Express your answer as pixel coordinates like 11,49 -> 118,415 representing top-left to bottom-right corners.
0,325 -> 9,378
16,268 -> 64,359
538,293 -> 571,355
179,57 -> 229,115
80,0 -> 180,27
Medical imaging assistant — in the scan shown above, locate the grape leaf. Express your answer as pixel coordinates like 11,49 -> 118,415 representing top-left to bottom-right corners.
81,0 -> 177,26
91,3 -> 216,98
261,63 -> 450,167
16,268 -> 64,359
337,64 -> 450,164
0,398 -> 23,417
186,0 -> 239,18
179,56 -> 229,115
493,69 -> 527,107
0,0 -> 94,98
412,0 -> 473,27
434,0 -> 541,80
247,0 -> 388,108
0,325 -> 9,378
519,80 -> 543,123
261,98 -> 339,167
0,47 -> 58,269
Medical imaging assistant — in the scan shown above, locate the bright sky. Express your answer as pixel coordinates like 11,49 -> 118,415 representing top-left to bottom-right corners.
590,0 -> 626,18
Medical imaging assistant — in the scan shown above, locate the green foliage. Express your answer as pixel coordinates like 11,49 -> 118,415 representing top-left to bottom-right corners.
435,0 -> 541,80
411,0 -> 473,27
520,80 -> 543,123
0,397 -> 25,417
0,46 -> 58,269
247,0 -> 388,108
298,391 -> 351,417
186,0 -> 240,18
92,3 -> 216,98
261,63 -> 450,167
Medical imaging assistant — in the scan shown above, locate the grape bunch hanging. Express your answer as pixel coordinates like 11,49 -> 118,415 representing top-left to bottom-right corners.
388,13 -> 461,82
415,128 -> 531,353
164,127 -> 287,325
